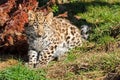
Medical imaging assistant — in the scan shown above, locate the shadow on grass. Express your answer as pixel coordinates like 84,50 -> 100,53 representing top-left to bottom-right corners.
0,40 -> 28,62
57,1 -> 120,14
52,1 -> 119,27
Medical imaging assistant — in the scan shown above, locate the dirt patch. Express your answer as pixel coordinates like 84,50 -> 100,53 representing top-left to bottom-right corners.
0,59 -> 18,70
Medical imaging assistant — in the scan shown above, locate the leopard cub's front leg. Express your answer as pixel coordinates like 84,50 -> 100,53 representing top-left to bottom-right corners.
27,50 -> 38,68
36,44 -> 58,67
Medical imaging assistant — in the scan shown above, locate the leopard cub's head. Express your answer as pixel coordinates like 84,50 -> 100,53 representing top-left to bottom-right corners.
27,10 -> 54,36
27,10 -> 45,36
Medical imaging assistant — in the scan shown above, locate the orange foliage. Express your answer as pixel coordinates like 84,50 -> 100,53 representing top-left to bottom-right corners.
0,0 -> 38,54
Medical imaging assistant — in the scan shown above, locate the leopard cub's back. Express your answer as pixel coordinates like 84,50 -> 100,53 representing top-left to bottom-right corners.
46,14 -> 83,49
43,13 -> 82,57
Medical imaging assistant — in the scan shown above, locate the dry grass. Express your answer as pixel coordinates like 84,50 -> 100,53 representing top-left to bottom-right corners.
41,48 -> 120,80
0,59 -> 18,70
0,48 -> 120,80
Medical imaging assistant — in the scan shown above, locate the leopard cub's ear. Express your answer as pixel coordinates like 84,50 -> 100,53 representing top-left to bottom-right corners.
46,12 -> 53,24
47,12 -> 53,19
28,10 -> 36,21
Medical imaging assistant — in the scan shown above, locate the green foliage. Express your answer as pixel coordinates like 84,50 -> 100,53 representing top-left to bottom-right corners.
0,64 -> 47,80
51,4 -> 59,13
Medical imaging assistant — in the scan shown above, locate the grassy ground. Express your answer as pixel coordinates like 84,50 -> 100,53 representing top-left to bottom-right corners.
0,0 -> 120,80
0,48 -> 120,80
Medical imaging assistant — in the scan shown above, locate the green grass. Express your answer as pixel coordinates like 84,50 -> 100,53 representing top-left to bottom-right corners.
64,50 -> 77,63
0,63 -> 47,80
76,1 -> 120,44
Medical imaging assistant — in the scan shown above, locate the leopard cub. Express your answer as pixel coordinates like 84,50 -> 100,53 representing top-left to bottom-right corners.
25,10 -> 82,68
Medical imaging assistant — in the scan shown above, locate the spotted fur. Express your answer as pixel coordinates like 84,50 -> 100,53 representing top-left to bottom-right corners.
25,10 -> 82,68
